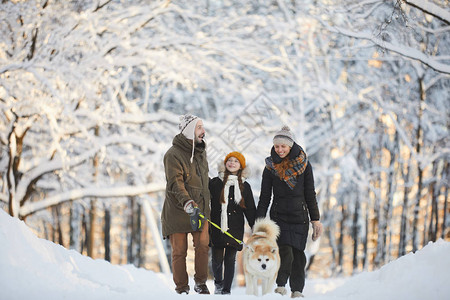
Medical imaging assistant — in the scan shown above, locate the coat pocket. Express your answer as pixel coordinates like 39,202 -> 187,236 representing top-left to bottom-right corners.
185,166 -> 202,188
278,223 -> 309,251
293,223 -> 309,250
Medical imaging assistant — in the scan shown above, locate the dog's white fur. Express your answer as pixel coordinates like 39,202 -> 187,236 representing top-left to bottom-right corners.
243,218 -> 280,296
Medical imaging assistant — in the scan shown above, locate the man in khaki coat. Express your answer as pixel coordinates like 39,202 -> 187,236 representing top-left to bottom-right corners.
161,114 -> 211,295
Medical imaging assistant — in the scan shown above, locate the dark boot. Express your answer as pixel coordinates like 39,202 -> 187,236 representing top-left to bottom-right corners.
194,283 -> 210,294
214,281 -> 223,294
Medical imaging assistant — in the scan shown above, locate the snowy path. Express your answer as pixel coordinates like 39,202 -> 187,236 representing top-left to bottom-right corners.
0,210 -> 449,300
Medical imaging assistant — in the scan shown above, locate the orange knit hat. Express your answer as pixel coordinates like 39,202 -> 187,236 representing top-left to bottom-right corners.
224,151 -> 246,169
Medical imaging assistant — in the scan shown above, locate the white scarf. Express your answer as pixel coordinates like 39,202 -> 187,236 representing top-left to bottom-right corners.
221,175 -> 242,232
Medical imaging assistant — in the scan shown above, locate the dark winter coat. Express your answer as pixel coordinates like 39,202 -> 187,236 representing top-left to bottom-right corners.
256,143 -> 320,251
161,133 -> 211,238
209,174 -> 256,251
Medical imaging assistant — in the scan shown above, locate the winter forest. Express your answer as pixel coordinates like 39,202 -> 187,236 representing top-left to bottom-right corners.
1,0 -> 449,282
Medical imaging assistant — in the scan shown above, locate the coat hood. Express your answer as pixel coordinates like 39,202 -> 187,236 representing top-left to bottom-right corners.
172,133 -> 206,161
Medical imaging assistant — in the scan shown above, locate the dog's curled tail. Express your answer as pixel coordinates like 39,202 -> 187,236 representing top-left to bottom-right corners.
252,218 -> 280,241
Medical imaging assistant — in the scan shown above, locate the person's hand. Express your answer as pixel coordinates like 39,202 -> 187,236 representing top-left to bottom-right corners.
311,221 -> 323,241
183,200 -> 198,216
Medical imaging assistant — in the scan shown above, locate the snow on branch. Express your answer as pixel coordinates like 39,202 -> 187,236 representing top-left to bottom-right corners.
20,182 -> 166,217
326,25 -> 450,75
14,134 -> 161,205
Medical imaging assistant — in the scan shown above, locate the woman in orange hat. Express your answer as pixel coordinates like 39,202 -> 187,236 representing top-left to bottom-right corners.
209,151 -> 256,295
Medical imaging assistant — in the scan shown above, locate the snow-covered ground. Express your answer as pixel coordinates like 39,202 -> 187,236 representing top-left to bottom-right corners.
0,209 -> 449,300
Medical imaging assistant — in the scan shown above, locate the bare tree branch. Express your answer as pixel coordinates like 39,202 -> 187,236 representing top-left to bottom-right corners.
403,0 -> 450,25
26,28 -> 38,61
93,0 -> 113,12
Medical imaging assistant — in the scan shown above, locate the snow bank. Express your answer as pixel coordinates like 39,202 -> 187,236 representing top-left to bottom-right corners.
0,209 -> 448,300
0,210 -> 171,300
322,239 -> 450,300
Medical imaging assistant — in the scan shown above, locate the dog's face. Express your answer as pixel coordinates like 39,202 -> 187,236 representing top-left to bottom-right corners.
246,244 -> 279,273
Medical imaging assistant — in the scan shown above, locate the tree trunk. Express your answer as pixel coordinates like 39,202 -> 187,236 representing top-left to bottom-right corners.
373,193 -> 382,268
104,206 -> 111,262
412,77 -> 425,253
337,202 -> 346,274
427,161 -> 439,242
373,122 -> 383,268
7,119 -> 20,218
6,114 -> 34,218
323,179 -> 337,275
373,166 -> 382,267
352,140 -> 365,274
352,197 -> 360,273
70,201 -> 83,251
362,201 -> 369,271
88,200 -> 96,258
398,152 -> 411,257
441,162 -> 449,239
381,132 -> 398,263
412,162 -> 423,252
127,197 -> 135,264
134,203 -> 142,267
53,205 -> 65,246
81,210 -> 88,254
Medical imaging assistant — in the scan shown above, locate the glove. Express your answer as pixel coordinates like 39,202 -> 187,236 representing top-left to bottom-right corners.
184,200 -> 202,231
183,200 -> 198,216
189,207 -> 202,231
311,221 -> 323,241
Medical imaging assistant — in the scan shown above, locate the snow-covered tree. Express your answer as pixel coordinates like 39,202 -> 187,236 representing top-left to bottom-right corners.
0,0 -> 448,276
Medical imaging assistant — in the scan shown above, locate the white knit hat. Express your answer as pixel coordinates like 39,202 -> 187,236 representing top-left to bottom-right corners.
179,114 -> 201,163
179,114 -> 199,139
273,125 -> 294,147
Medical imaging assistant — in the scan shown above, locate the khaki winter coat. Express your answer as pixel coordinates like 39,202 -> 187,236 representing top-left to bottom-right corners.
161,133 -> 211,238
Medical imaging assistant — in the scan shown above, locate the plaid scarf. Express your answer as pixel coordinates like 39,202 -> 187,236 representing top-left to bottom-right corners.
265,144 -> 308,190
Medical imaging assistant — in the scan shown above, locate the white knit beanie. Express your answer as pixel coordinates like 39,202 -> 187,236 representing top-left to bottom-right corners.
179,114 -> 201,163
179,114 -> 200,140
273,125 -> 294,147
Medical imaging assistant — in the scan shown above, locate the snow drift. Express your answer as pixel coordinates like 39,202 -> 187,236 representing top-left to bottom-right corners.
0,209 -> 448,300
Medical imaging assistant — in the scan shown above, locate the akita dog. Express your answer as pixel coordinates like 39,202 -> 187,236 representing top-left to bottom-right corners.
243,218 -> 280,296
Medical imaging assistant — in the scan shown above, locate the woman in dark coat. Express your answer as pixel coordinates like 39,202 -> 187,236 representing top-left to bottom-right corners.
256,126 -> 323,298
209,151 -> 256,295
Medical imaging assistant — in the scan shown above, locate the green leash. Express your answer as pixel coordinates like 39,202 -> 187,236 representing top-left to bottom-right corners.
198,212 -> 244,245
